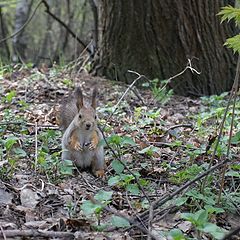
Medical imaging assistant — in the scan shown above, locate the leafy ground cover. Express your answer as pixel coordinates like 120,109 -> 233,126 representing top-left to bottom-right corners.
0,65 -> 239,239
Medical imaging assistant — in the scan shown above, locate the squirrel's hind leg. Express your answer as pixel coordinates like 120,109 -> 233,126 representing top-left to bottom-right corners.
91,147 -> 105,177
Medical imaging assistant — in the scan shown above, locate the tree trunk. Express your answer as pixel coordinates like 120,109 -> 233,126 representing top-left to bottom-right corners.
12,0 -> 33,63
99,0 -> 237,96
0,6 -> 10,61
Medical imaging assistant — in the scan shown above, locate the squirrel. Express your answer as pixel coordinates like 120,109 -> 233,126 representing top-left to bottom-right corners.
60,87 -> 105,177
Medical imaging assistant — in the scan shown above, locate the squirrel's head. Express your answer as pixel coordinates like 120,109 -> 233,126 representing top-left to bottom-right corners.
75,87 -> 97,131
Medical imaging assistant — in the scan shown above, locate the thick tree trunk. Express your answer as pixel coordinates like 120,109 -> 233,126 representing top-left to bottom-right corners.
99,0 -> 237,96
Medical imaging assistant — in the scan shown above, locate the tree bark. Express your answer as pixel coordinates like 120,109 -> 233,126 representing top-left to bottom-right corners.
0,6 -> 10,61
99,0 -> 237,96
12,0 -> 33,63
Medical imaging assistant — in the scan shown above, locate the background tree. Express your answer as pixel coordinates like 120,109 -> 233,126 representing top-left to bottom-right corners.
12,0 -> 33,63
98,0 -> 237,96
0,0 -> 94,66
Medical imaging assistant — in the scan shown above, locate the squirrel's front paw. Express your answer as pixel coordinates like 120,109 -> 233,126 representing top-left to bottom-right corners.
74,142 -> 83,151
89,141 -> 97,151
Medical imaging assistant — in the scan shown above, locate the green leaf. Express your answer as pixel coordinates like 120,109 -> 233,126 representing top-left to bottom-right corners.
108,175 -> 121,186
81,200 -> 101,216
126,184 -> 140,195
202,223 -> 227,240
231,131 -> 240,144
112,160 -> 124,174
204,205 -> 225,214
94,190 -> 113,202
168,229 -> 186,240
224,34 -> 240,53
175,196 -> 188,207
13,148 -> 27,157
139,146 -> 159,156
225,170 -> 240,178
5,90 -> 16,103
5,136 -> 18,150
111,215 -> 130,228
196,209 -> 208,228
218,6 -> 240,26
181,212 -> 195,224
107,135 -> 121,145
121,136 -> 136,146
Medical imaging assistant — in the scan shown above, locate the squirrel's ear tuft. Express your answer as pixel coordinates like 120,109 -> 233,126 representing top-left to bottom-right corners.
91,87 -> 97,109
75,87 -> 84,110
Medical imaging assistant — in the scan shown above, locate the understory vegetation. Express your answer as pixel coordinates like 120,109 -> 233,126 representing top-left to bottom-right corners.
0,63 -> 239,239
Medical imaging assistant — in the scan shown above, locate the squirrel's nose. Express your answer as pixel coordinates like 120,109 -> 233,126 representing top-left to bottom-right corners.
86,123 -> 91,128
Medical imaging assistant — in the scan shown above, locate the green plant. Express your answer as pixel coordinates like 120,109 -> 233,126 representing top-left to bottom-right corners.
81,190 -> 113,225
38,149 -> 74,181
2,90 -> 16,103
170,164 -> 204,184
37,129 -> 73,180
143,78 -> 173,104
218,6 -> 240,53
168,229 -> 188,240
175,188 -> 226,215
181,209 -> 227,239
62,78 -> 74,87
0,134 -> 27,179
81,190 -> 130,228
106,135 -> 149,194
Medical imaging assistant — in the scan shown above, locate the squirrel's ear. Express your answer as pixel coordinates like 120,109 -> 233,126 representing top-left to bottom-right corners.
75,87 -> 83,110
91,87 -> 97,109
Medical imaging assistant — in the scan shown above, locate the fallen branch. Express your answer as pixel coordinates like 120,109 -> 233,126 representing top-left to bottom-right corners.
136,158 -> 229,221
0,229 -> 83,239
166,123 -> 193,132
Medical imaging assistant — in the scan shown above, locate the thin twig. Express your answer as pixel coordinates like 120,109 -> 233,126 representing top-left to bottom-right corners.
34,121 -> 38,172
166,124 -> 193,132
217,56 -> 240,203
147,204 -> 154,240
104,70 -> 145,129
0,225 -> 6,240
202,55 -> 240,193
158,59 -> 200,92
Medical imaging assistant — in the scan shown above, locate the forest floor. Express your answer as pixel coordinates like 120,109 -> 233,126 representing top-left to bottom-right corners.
0,65 -> 239,240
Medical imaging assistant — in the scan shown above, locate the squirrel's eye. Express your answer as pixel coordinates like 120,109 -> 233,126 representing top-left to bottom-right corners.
95,115 -> 97,119
79,114 -> 82,119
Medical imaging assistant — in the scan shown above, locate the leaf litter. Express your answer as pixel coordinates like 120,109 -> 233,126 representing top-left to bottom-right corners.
0,65 -> 239,239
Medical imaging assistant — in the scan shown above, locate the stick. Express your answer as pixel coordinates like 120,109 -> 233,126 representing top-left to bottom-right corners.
34,121 -> 38,172
0,229 -> 82,239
